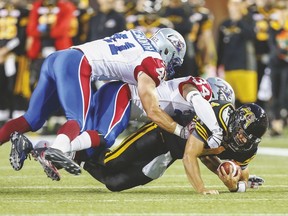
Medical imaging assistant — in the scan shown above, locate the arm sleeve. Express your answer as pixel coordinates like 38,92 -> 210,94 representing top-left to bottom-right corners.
186,91 -> 220,132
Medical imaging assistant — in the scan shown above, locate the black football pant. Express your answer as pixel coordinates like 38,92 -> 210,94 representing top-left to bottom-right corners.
83,122 -> 175,191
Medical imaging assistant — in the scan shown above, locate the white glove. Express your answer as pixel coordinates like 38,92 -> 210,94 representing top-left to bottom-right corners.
207,128 -> 223,148
248,175 -> 265,189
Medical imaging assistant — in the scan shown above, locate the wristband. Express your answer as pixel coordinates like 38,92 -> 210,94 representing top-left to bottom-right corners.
173,124 -> 183,137
231,181 -> 246,193
237,181 -> 246,192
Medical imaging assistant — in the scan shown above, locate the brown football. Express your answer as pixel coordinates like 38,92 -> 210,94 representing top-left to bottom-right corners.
218,161 -> 239,177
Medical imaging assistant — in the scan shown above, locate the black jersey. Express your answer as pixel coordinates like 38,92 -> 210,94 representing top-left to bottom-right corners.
87,10 -> 126,42
217,16 -> 256,71
162,100 -> 258,168
248,6 -> 275,56
0,4 -> 29,55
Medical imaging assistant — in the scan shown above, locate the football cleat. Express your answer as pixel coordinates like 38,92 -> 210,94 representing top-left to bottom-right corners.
9,132 -> 33,171
32,148 -> 61,181
44,148 -> 81,175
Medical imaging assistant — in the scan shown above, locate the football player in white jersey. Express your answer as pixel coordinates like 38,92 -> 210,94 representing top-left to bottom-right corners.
1,28 -> 200,168
9,77 -> 226,178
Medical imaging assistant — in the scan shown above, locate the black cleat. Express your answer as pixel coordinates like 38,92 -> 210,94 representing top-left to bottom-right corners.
44,148 -> 81,175
9,132 -> 33,171
32,148 -> 61,181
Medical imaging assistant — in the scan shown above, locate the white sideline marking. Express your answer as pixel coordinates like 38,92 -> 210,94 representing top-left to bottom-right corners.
1,196 -> 288,202
0,214 -> 287,216
258,147 -> 288,157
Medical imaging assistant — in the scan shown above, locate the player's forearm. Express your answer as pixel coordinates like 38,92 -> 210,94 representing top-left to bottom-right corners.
146,106 -> 178,134
138,74 -> 180,134
183,135 -> 207,193
183,154 -> 205,193
199,156 -> 221,175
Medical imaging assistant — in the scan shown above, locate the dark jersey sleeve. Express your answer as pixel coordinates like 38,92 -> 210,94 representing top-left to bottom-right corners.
193,101 -> 234,144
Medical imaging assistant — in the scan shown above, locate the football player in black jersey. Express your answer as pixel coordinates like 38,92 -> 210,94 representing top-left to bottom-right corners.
81,100 -> 268,194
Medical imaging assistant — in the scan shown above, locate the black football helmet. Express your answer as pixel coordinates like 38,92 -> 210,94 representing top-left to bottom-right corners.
227,103 -> 268,153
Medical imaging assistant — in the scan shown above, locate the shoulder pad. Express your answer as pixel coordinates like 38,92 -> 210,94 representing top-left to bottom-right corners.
211,101 -> 234,135
183,77 -> 212,101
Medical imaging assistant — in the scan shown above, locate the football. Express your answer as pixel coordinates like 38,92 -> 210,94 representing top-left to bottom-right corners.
218,161 -> 239,177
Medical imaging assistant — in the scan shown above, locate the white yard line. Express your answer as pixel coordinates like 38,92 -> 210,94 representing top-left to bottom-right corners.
257,147 -> 288,157
0,214 -> 287,216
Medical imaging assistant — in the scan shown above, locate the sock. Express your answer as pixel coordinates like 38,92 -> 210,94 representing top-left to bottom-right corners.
86,130 -> 100,147
70,130 -> 101,152
50,120 -> 81,153
70,131 -> 93,152
57,120 -> 81,140
50,134 -> 71,153
0,116 -> 31,145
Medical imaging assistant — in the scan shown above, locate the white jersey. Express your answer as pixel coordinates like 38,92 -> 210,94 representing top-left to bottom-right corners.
73,29 -> 165,86
129,76 -> 201,122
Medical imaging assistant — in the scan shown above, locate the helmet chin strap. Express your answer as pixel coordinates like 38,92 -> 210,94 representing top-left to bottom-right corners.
165,66 -> 175,79
165,52 -> 179,79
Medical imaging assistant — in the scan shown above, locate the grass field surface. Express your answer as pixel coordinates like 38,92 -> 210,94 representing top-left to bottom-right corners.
0,132 -> 288,215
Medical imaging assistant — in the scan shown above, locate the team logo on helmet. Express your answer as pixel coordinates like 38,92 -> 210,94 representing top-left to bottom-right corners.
239,107 -> 256,130
167,34 -> 185,54
215,84 -> 234,102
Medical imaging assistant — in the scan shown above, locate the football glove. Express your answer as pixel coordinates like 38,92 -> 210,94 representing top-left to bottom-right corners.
248,175 -> 265,189
179,121 -> 196,139
207,128 -> 223,149
179,125 -> 190,139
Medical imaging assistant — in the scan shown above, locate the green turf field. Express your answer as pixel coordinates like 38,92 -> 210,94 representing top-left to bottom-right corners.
0,133 -> 287,215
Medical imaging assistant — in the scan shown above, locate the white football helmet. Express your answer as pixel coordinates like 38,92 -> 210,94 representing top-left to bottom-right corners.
150,28 -> 186,78
206,77 -> 235,105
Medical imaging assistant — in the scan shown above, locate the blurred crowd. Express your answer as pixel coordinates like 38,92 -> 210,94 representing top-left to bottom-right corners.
0,0 -> 287,136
